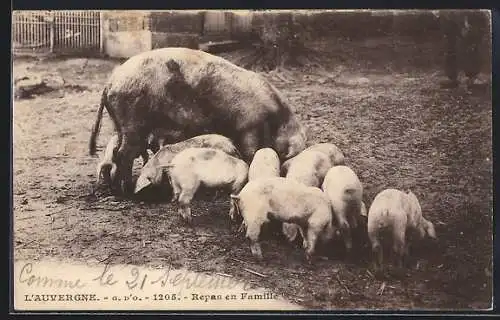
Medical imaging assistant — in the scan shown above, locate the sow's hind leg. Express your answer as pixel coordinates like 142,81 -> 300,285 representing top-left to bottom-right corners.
114,133 -> 147,195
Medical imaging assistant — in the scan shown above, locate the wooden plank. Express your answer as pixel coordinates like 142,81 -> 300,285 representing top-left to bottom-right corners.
29,12 -> 33,48
24,13 -> 27,46
25,12 -> 29,47
91,11 -> 95,49
89,11 -> 93,49
73,11 -> 77,50
61,11 -> 65,50
54,11 -> 59,50
99,11 -> 104,52
40,13 -> 43,49
86,11 -> 91,49
63,11 -> 67,50
12,12 -> 17,46
87,11 -> 91,49
50,12 -> 54,52
32,12 -> 35,48
36,12 -> 40,48
70,11 -> 74,50
78,11 -> 82,50
40,12 -> 45,50
84,11 -> 88,48
33,12 -> 37,48
72,11 -> 75,50
18,13 -> 22,47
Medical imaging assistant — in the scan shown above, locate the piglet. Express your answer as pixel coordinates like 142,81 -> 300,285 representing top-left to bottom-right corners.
367,188 -> 437,270
321,165 -> 366,253
231,177 -> 336,262
166,147 -> 248,224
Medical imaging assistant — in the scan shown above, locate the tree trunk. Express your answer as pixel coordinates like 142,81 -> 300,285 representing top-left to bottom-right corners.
236,12 -> 312,71
259,12 -> 297,70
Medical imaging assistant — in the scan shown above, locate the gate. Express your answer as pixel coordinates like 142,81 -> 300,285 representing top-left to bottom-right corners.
12,10 -> 103,55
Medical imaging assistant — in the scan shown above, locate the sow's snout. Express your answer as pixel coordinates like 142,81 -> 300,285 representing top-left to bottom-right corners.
282,130 -> 307,160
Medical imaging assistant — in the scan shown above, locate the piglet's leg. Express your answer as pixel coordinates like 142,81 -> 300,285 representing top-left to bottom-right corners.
282,223 -> 299,243
372,241 -> 383,272
342,228 -> 353,253
298,225 -> 308,249
305,226 -> 320,264
348,211 -> 359,230
246,220 -> 264,260
141,149 -> 149,166
335,207 -> 352,253
177,180 -> 199,225
169,175 -> 181,204
211,190 -> 220,201
403,242 -> 412,268
368,227 -> 383,272
238,221 -> 247,234
393,229 -> 407,269
228,198 -> 238,221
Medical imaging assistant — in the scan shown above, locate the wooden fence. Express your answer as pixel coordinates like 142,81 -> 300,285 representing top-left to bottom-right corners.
12,10 -> 103,55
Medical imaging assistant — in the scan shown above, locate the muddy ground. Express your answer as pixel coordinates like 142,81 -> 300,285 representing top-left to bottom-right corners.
12,36 -> 492,310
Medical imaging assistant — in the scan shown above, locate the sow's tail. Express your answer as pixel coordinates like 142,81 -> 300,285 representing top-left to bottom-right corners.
89,88 -> 108,156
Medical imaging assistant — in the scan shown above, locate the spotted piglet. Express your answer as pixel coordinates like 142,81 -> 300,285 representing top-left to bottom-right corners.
166,147 -> 248,225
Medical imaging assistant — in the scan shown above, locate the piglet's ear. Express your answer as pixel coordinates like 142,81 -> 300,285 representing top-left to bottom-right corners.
425,220 -> 437,239
230,194 -> 241,204
360,201 -> 368,217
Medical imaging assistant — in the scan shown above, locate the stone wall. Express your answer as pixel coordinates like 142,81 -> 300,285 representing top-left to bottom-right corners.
149,11 -> 203,34
103,10 -> 200,58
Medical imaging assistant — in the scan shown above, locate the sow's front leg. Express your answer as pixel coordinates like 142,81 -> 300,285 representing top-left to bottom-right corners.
238,129 -> 261,163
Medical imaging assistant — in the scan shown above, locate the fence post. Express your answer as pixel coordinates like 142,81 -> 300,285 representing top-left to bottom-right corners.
199,11 -> 206,36
99,11 -> 105,54
49,11 -> 55,53
227,11 -> 234,39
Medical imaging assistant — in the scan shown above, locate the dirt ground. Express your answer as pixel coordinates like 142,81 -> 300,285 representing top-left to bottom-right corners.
12,36 -> 492,310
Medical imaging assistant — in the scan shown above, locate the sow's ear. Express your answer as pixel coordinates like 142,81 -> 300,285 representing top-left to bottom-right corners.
280,159 -> 291,176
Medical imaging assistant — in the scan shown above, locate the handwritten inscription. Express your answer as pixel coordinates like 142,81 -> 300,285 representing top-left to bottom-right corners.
18,262 -> 253,292
91,263 -> 118,286
19,263 -> 86,289
90,263 -> 254,292
17,262 -> 258,297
